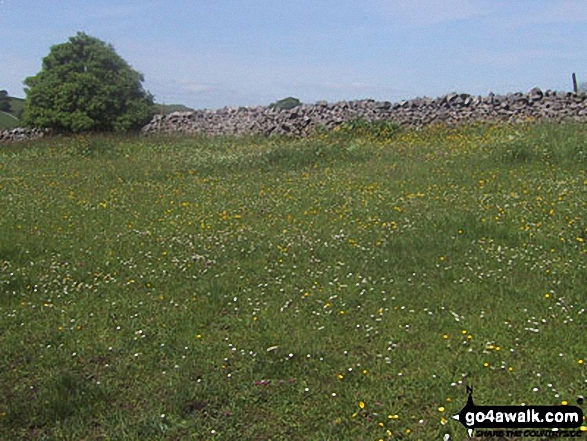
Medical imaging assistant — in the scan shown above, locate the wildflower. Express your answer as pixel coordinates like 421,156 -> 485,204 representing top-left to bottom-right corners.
359,401 -> 365,409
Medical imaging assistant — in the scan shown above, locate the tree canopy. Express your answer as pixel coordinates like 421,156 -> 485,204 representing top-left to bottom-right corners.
23,32 -> 154,132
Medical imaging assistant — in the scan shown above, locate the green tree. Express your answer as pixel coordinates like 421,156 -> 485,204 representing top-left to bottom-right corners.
0,90 -> 11,112
23,32 -> 154,132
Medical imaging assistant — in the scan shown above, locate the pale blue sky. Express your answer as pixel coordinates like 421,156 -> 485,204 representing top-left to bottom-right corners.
2,0 -> 587,109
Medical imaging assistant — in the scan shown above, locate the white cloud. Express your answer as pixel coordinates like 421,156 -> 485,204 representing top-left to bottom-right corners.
469,48 -> 574,66
375,0 -> 492,26
83,2 -> 164,20
521,0 -> 587,24
322,81 -> 374,91
176,80 -> 213,94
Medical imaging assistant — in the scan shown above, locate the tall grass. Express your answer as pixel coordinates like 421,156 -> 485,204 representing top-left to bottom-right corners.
1,123 -> 586,440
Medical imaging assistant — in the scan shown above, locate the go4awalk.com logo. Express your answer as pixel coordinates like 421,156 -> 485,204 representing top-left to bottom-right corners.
452,386 -> 585,438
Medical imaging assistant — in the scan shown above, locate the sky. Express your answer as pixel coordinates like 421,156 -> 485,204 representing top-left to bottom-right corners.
2,0 -> 587,110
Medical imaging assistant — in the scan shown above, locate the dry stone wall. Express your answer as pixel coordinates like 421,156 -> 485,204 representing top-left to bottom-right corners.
139,88 -> 587,137
0,127 -> 51,143
3,88 -> 587,142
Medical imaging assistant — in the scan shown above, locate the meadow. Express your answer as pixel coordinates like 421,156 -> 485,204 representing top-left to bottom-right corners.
0,122 -> 586,440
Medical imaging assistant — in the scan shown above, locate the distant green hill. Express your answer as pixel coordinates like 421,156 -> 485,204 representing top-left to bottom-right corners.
0,112 -> 19,130
10,96 -> 25,117
153,103 -> 195,114
0,96 -> 25,130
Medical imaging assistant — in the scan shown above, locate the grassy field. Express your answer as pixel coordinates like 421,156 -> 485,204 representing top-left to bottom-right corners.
0,123 -> 586,440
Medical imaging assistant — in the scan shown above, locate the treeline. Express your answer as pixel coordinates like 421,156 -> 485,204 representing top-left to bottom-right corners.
0,90 -> 11,112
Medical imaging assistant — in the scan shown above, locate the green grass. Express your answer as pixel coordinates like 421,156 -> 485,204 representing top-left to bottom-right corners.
0,123 -> 586,440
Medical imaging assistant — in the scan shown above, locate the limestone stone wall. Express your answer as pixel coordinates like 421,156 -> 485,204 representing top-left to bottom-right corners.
0,127 -> 51,143
140,88 -> 587,137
